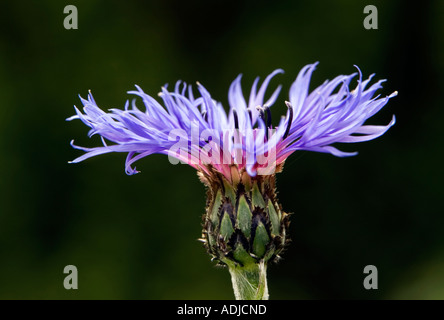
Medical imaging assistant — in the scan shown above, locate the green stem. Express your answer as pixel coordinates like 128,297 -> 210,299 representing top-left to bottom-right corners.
228,261 -> 269,300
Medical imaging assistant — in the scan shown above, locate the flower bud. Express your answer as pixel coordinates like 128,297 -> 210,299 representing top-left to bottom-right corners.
199,166 -> 290,268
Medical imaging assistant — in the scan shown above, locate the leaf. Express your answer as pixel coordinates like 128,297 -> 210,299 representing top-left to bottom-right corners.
252,182 -> 265,208
267,200 -> 280,236
236,195 -> 252,238
220,211 -> 235,240
253,221 -> 270,258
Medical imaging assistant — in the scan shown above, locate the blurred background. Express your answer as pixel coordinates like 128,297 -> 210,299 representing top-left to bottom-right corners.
0,0 -> 443,299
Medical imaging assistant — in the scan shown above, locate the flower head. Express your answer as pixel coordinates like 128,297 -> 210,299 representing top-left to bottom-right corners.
68,62 -> 396,179
67,63 -> 397,299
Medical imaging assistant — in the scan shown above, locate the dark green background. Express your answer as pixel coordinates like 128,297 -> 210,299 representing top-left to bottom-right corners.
1,0 -> 443,299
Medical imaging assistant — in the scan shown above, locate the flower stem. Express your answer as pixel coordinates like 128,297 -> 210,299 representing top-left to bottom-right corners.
228,261 -> 269,300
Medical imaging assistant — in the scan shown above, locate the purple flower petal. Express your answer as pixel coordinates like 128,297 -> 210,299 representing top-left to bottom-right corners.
68,64 -> 396,178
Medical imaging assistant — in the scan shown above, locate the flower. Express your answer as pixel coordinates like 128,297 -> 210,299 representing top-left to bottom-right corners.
67,62 -> 396,179
68,63 -> 397,300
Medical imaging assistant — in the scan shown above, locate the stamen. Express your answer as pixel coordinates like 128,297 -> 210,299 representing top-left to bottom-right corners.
264,105 -> 272,129
232,109 -> 239,129
256,106 -> 265,122
202,111 -> 208,122
256,106 -> 269,140
247,109 -> 253,124
283,101 -> 293,140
